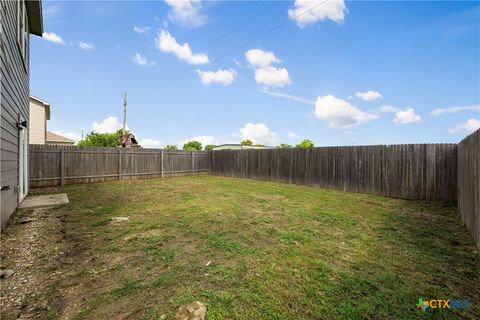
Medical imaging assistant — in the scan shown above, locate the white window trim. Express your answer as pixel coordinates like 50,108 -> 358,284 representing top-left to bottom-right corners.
16,0 -> 28,71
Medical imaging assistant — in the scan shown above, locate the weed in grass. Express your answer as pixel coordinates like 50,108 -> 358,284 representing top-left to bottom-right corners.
111,278 -> 144,299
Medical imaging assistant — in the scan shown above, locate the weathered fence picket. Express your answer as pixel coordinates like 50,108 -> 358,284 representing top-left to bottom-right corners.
29,145 -> 210,187
211,143 -> 457,202
457,130 -> 479,249
28,133 -> 479,249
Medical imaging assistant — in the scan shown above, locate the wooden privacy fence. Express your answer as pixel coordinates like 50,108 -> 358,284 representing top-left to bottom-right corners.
457,130 -> 479,249
211,144 -> 457,202
29,145 -> 211,187
29,134 -> 479,248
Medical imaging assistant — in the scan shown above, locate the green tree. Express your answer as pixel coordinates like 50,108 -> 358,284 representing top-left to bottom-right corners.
183,140 -> 202,151
295,139 -> 314,149
241,139 -> 253,145
204,144 -> 215,151
278,143 -> 293,149
165,145 -> 178,150
77,129 -> 123,147
255,144 -> 266,147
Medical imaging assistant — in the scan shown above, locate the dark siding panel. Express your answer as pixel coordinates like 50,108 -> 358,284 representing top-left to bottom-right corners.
1,0 -> 31,229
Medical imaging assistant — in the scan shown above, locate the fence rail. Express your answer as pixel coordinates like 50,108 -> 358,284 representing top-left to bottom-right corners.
457,130 -> 479,249
211,144 -> 457,202
29,145 -> 211,187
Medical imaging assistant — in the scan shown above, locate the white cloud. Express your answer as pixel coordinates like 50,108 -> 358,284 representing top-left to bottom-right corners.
377,105 -> 400,113
42,32 -> 65,44
240,123 -> 277,145
288,131 -> 298,140
92,116 -> 126,133
246,49 -> 291,88
51,131 -> 82,142
182,135 -> 217,147
288,0 -> 347,28
255,66 -> 291,88
134,26 -> 150,34
246,49 -> 280,68
314,95 -> 378,128
393,108 -> 422,124
43,3 -> 60,21
355,90 -> 382,101
448,118 -> 480,134
165,0 -> 205,27
233,58 -> 243,68
196,69 -> 236,86
78,42 -> 94,51
140,138 -> 161,148
155,29 -> 209,65
132,53 -> 156,66
430,104 -> 480,116
259,89 -> 314,105
133,53 -> 147,66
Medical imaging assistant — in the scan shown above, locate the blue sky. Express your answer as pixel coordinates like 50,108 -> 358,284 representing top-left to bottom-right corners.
32,0 -> 480,148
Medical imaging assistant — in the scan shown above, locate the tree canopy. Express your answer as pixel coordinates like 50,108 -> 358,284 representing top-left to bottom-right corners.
295,139 -> 314,149
183,140 -> 202,151
164,145 -> 178,150
278,143 -> 293,149
241,139 -> 253,145
204,144 -> 215,151
77,129 -> 123,147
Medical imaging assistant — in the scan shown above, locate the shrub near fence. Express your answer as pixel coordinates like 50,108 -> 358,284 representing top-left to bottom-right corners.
29,145 -> 211,187
457,129 -> 479,249
211,144 -> 457,202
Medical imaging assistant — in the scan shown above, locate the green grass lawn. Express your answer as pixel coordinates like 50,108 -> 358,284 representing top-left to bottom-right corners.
44,175 -> 479,319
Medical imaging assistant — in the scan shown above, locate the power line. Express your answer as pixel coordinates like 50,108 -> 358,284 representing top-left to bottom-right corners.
208,1 -> 280,47
145,1 -> 279,87
211,0 -> 329,64
155,0 -> 330,89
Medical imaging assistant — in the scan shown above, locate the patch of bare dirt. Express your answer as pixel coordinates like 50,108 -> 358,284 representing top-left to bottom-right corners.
0,208 -> 66,319
0,206 -> 95,319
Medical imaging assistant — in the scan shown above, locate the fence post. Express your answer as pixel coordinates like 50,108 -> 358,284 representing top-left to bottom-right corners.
211,151 -> 214,173
60,150 -> 65,186
161,150 -> 164,178
118,148 -> 122,181
192,151 -> 195,175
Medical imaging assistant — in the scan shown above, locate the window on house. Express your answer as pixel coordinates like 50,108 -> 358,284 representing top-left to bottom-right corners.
17,0 -> 28,69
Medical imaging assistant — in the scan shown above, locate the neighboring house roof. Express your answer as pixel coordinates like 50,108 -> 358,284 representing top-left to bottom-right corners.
213,144 -> 274,150
29,95 -> 50,120
46,131 -> 74,144
25,0 -> 43,36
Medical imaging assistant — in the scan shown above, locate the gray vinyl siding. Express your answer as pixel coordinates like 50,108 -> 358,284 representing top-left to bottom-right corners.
1,0 -> 30,228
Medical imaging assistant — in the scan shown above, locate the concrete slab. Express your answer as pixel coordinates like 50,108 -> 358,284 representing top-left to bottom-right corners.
19,194 -> 69,209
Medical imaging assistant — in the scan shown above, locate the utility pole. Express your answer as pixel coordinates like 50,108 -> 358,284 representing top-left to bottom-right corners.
122,92 -> 127,136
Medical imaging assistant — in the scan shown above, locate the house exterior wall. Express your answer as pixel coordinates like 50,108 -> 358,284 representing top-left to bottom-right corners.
29,100 -> 46,144
1,0 -> 31,228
